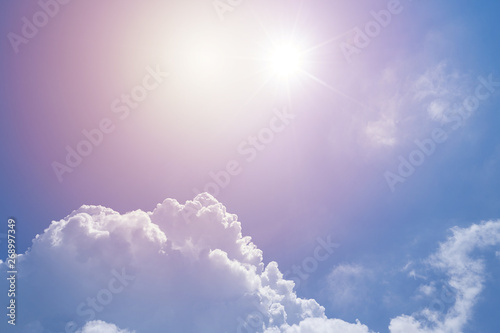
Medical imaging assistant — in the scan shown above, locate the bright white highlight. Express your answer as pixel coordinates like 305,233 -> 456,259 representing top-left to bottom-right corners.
268,44 -> 302,77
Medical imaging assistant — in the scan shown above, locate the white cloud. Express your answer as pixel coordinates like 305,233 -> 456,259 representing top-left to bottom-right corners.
78,321 -> 134,333
327,264 -> 372,308
338,37 -> 493,154
426,99 -> 450,122
269,318 -> 372,333
407,269 -> 427,280
363,61 -> 476,148
413,62 -> 470,102
389,220 -> 500,333
0,194 -> 372,333
418,283 -> 436,297
3,194 -> 498,333
365,116 -> 397,147
413,62 -> 473,124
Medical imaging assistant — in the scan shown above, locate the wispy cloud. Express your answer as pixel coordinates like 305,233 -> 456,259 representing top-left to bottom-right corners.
389,220 -> 500,333
327,264 -> 373,309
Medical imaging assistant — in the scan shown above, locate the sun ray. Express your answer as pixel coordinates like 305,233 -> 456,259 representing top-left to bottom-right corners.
299,69 -> 368,109
250,5 -> 277,48
242,71 -> 275,108
291,0 -> 305,42
301,30 -> 352,56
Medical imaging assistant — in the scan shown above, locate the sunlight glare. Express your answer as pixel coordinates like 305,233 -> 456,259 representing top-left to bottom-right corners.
268,43 -> 302,78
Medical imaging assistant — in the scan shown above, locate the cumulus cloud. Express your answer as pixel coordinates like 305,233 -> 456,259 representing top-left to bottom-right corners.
0,194 -> 371,333
3,194 -> 498,333
77,321 -> 133,333
266,318 -> 372,333
389,220 -> 500,333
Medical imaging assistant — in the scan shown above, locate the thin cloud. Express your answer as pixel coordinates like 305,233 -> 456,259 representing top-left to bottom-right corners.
390,220 -> 500,333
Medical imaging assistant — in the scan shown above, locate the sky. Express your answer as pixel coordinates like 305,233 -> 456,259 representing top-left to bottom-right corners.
1,0 -> 500,332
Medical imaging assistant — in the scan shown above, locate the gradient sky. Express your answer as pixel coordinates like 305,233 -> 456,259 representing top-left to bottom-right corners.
1,0 -> 500,332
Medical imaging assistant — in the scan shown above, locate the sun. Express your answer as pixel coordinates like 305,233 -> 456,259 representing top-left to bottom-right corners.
267,43 -> 302,78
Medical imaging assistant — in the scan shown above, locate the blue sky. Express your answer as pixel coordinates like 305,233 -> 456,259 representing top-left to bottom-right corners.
1,0 -> 500,332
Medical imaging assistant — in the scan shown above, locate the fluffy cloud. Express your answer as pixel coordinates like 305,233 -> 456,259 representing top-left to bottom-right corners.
265,318 -> 372,333
77,321 -> 133,333
0,194 -> 371,333
3,194 -> 498,333
389,220 -> 500,333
